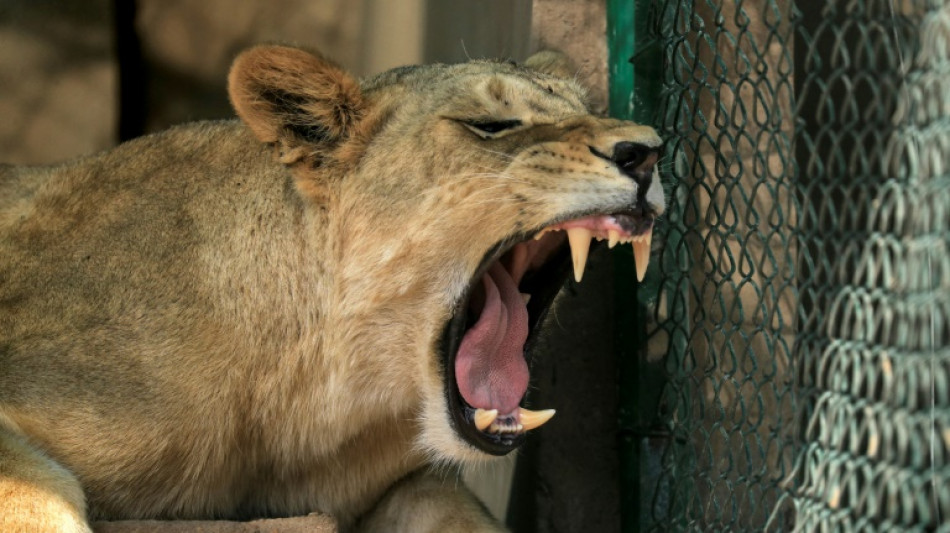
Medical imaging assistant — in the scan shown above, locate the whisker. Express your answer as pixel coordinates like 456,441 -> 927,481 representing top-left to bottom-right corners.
474,147 -> 517,161
456,174 -> 529,184
450,171 -> 532,185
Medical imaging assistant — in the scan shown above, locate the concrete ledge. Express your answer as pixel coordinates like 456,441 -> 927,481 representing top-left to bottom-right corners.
93,514 -> 337,533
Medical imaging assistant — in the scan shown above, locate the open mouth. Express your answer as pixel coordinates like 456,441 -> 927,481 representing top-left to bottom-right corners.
441,209 -> 656,455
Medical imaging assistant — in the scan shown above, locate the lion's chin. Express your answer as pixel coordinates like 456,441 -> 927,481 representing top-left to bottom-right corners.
441,211 -> 656,456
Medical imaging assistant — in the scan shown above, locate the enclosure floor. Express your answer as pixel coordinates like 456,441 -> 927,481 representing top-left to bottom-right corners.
93,514 -> 337,533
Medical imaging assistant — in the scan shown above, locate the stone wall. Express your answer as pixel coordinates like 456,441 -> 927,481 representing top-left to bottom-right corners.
0,0 -> 116,164
0,0 -> 422,164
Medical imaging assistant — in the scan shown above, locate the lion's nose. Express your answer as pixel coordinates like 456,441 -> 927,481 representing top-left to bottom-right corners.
611,142 -> 660,189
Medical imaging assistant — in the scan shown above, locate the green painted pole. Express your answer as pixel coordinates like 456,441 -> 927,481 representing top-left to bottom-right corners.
607,1 -> 666,531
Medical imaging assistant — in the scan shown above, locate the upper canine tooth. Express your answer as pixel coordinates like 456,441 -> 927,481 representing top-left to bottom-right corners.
473,408 -> 498,431
632,229 -> 653,282
608,229 -> 620,249
566,227 -> 592,282
519,407 -> 556,431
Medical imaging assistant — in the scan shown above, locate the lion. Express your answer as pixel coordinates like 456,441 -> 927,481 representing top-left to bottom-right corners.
0,45 -> 664,532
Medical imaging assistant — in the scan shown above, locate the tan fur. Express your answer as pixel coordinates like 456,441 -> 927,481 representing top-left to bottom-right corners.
0,45 -> 663,532
0,430 -> 90,533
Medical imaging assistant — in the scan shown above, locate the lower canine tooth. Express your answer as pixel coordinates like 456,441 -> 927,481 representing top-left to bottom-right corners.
566,227 -> 592,282
519,407 -> 556,431
632,229 -> 653,282
473,408 -> 498,431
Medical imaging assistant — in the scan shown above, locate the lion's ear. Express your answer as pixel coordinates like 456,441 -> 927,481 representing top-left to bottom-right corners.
228,45 -> 363,164
524,50 -> 575,79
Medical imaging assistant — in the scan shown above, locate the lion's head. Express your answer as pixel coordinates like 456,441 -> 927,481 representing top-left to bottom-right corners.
228,45 -> 664,462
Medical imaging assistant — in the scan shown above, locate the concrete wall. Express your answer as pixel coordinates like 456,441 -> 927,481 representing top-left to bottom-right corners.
0,0 -> 425,165
0,0 -> 116,164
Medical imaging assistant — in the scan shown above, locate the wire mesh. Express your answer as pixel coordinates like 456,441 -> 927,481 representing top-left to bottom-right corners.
787,1 -> 950,530
621,0 -> 950,530
640,0 -> 799,529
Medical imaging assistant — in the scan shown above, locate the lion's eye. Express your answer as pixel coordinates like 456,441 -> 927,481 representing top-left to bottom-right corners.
462,119 -> 523,136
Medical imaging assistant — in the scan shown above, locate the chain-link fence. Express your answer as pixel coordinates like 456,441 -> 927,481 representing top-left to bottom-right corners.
611,0 -> 950,530
789,1 -> 949,530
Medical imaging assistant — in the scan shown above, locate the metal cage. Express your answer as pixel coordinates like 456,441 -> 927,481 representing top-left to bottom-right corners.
608,1 -> 950,530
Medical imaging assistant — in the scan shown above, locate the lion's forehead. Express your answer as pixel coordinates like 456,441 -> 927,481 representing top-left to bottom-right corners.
363,61 -> 589,118
464,74 -> 588,121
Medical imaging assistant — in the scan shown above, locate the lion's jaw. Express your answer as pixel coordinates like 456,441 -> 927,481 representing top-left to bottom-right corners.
333,133 -> 664,463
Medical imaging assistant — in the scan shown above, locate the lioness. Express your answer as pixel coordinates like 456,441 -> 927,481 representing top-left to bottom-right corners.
0,45 -> 663,532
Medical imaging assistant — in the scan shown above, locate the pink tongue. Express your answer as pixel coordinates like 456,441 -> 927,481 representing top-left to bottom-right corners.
455,263 -> 530,414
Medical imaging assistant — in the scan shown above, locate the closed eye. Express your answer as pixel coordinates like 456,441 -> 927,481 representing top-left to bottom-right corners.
461,119 -> 523,137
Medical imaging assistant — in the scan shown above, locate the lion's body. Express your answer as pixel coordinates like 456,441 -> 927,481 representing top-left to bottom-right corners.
0,46 -> 664,532
1,122 -> 418,526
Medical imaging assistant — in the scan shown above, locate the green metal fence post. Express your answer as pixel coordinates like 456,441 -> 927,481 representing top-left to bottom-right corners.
607,1 -> 668,531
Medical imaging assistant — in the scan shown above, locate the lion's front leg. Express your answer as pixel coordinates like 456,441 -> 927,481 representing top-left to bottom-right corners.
356,469 -> 506,533
0,427 -> 92,533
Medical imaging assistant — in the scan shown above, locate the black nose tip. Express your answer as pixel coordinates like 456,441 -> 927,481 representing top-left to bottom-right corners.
611,142 -> 660,188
